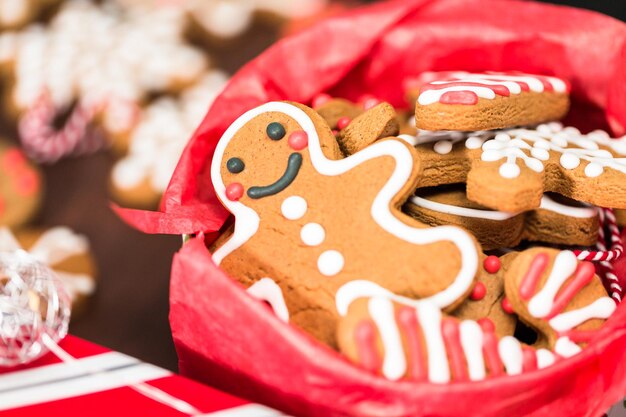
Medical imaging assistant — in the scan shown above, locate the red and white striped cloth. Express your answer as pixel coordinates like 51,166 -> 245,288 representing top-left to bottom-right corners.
0,336 -> 289,417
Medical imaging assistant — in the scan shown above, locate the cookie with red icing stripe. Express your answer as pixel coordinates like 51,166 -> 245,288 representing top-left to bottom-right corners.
409,71 -> 570,131
405,185 -> 599,250
504,247 -> 615,355
0,141 -> 42,227
210,101 -> 481,347
337,248 -> 615,382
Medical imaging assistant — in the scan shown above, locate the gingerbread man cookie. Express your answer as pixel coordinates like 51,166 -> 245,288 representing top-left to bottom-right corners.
0,227 -> 97,316
403,123 -> 626,212
409,71 -> 570,131
337,249 -> 614,382
211,101 -> 481,346
405,185 -> 599,250
0,141 -> 42,228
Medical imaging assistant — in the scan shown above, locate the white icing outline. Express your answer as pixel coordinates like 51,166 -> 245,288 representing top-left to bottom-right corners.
528,250 -> 578,318
368,297 -> 406,380
548,297 -> 616,332
409,193 -> 597,221
246,277 -> 289,322
210,102 -> 478,310
459,320 -> 486,381
498,336 -> 523,376
416,302 -> 449,383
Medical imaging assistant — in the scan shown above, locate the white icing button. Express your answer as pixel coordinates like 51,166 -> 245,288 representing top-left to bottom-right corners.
433,140 -> 453,155
584,162 -> 603,178
560,153 -> 580,170
300,223 -> 325,246
499,162 -> 520,179
281,196 -> 307,220
495,133 -> 511,142
525,157 -> 545,173
530,147 -> 550,161
317,250 -> 344,276
465,136 -> 483,149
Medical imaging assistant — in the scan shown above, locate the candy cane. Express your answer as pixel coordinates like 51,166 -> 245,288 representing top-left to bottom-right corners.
574,208 -> 623,303
18,91 -> 106,163
574,208 -> 623,262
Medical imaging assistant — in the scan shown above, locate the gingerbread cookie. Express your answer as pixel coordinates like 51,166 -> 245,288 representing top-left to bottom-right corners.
211,101 -> 481,346
0,142 -> 42,228
337,249 -> 614,382
615,209 -> 626,228
110,70 -> 229,209
337,297 -> 545,382
409,71 -> 570,131
504,247 -> 615,356
403,123 -> 626,212
405,185 -> 599,250
0,227 -> 97,316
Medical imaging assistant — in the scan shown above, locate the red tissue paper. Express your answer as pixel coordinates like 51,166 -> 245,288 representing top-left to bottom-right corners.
116,0 -> 626,416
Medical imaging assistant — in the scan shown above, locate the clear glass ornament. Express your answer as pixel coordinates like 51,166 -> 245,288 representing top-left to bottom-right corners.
0,250 -> 71,367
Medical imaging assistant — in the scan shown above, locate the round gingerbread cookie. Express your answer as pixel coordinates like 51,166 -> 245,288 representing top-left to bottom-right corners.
0,227 -> 97,317
410,71 -> 570,131
0,141 -> 42,228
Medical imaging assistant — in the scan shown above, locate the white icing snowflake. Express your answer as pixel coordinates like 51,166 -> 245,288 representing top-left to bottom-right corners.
112,70 -> 229,193
484,123 -> 626,178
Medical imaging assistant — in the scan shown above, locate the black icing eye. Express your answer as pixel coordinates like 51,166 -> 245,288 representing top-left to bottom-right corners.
226,157 -> 245,174
266,122 -> 286,140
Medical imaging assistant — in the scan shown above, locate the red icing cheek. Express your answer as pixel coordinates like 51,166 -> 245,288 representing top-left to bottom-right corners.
439,91 -> 479,105
225,183 -> 244,201
501,297 -> 515,314
483,255 -> 501,274
288,131 -> 308,151
0,197 -> 5,216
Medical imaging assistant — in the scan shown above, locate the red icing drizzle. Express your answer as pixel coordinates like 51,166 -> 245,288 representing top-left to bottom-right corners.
479,319 -> 503,377
547,261 -> 596,319
397,307 -> 427,381
354,321 -> 381,373
439,91 -> 478,105
522,347 -> 537,372
519,253 -> 550,300
441,319 -> 468,382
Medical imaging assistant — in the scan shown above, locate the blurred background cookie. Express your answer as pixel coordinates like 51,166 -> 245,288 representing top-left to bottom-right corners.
0,226 -> 97,317
109,70 -> 229,209
0,140 -> 42,227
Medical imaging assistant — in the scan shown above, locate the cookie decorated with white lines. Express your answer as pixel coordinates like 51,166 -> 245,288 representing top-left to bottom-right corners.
210,101 -> 481,347
410,71 -> 570,131
402,123 -> 626,212
405,185 -> 599,250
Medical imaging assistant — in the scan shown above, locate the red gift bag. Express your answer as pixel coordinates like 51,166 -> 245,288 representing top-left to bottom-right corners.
117,0 -> 626,415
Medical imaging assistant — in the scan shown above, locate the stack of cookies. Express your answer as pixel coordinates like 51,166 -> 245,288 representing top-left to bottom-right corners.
209,71 -> 625,384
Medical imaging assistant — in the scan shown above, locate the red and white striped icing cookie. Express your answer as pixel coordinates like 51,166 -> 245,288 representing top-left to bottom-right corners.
409,71 -> 570,131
